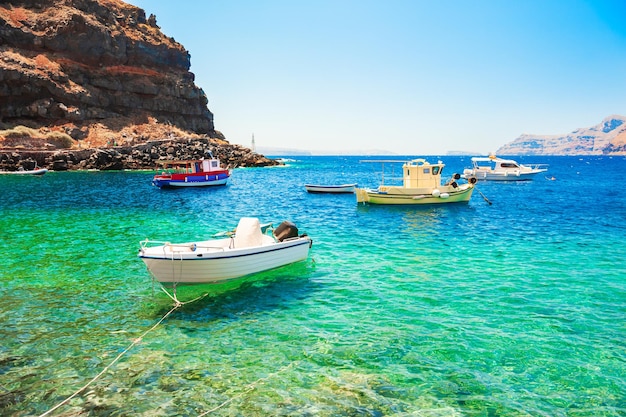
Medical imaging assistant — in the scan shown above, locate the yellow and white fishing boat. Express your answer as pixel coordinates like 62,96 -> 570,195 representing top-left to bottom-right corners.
356,158 -> 476,205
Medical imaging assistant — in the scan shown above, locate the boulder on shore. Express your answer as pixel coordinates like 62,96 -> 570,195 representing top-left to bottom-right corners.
0,137 -> 280,171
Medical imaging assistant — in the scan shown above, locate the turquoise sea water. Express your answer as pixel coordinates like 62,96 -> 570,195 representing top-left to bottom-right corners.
1,155 -> 625,416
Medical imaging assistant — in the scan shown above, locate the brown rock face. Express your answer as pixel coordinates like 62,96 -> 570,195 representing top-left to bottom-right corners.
0,0 -> 216,145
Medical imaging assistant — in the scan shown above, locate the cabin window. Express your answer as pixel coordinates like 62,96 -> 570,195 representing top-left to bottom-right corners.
432,166 -> 440,175
501,163 -> 519,168
423,168 -> 430,174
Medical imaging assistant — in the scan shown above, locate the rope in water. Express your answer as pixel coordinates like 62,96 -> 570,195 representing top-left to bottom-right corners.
37,285 -> 298,416
36,259 -> 298,417
157,283 -> 303,416
476,188 -> 493,205
37,288 -> 210,417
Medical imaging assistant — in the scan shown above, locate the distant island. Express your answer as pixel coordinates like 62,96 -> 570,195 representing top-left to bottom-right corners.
446,151 -> 480,156
260,115 -> 626,157
259,116 -> 626,156
257,146 -> 397,156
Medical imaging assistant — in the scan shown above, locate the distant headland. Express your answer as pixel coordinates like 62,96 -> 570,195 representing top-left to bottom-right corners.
497,115 -> 626,155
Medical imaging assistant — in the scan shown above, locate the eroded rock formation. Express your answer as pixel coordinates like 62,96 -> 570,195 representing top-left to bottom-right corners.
0,0 -> 216,141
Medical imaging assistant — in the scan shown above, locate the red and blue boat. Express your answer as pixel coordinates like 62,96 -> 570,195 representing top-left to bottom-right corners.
152,155 -> 230,188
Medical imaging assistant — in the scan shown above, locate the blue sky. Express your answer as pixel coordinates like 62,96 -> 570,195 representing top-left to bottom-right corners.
130,0 -> 626,155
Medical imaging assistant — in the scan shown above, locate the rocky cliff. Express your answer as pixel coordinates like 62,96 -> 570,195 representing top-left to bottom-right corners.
0,0 -> 218,143
497,115 -> 626,155
0,0 -> 278,169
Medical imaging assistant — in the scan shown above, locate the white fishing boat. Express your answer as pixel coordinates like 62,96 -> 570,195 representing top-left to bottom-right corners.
305,183 -> 357,194
138,217 -> 312,285
356,158 -> 476,205
462,155 -> 548,181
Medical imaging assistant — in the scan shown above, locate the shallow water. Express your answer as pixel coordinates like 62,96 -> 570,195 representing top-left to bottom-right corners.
1,155 -> 625,416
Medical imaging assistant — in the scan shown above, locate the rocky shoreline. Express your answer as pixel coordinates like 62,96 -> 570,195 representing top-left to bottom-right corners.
0,137 -> 280,172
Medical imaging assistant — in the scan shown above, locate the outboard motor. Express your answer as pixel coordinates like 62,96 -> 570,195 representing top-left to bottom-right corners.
274,221 -> 299,242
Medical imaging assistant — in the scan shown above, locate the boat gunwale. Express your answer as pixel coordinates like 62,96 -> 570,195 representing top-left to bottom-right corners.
304,183 -> 356,188
139,236 -> 312,261
305,183 -> 357,193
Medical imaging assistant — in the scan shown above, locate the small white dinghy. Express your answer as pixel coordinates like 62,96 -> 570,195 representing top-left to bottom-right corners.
0,167 -> 48,175
305,183 -> 356,194
138,217 -> 312,286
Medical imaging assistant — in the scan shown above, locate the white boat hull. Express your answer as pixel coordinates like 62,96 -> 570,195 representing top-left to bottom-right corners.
139,236 -> 312,284
463,169 -> 545,181
305,184 -> 356,193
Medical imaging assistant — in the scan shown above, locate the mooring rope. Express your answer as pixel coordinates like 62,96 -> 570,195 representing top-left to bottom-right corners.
37,267 -> 298,417
476,188 -> 493,205
159,283 -> 210,306
197,360 -> 300,416
37,289 -> 209,417
155,280 -> 301,416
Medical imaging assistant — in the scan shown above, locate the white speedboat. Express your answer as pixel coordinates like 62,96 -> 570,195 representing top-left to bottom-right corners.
305,183 -> 356,194
138,217 -> 312,285
356,158 -> 476,205
462,156 -> 548,181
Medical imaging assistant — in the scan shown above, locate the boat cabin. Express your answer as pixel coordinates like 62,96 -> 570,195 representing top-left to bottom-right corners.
402,159 -> 444,189
471,157 -> 520,171
157,158 -> 223,174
